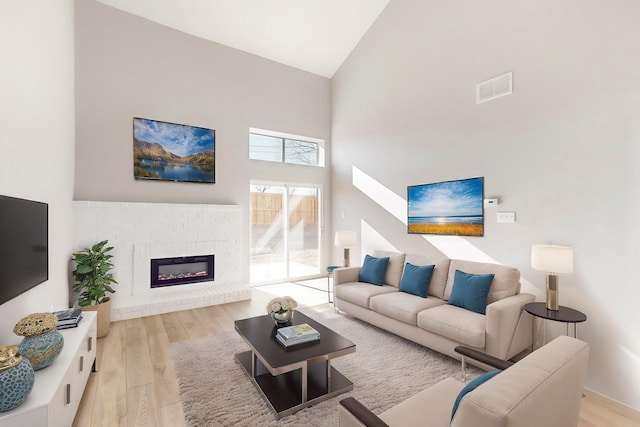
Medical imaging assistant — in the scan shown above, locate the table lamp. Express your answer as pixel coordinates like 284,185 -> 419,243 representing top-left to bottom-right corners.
531,244 -> 573,311
335,231 -> 358,267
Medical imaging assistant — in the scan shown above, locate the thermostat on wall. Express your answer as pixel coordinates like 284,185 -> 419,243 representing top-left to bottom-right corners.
484,198 -> 499,207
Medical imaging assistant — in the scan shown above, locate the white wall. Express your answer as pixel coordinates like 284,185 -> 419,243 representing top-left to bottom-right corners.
332,0 -> 640,410
74,0 -> 332,283
0,1 -> 76,344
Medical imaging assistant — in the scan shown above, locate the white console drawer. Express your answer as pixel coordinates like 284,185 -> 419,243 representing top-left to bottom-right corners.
0,311 -> 98,427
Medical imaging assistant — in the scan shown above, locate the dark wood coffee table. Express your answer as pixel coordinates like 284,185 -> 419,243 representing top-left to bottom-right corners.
234,311 -> 356,419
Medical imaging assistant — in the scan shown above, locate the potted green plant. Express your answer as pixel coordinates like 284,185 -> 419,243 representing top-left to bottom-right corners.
71,240 -> 118,338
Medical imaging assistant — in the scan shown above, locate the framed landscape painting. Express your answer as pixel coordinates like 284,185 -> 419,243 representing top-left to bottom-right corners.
407,177 -> 484,236
133,117 -> 215,183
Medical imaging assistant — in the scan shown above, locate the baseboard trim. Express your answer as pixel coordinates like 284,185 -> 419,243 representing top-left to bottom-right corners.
583,387 -> 640,417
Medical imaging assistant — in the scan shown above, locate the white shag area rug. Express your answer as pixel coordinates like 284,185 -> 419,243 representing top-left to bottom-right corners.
171,309 -> 481,427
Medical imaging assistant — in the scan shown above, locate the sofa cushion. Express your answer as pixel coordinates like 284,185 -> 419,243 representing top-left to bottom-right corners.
451,370 -> 500,421
399,263 -> 435,298
405,254 -> 450,299
444,259 -> 520,304
373,250 -> 406,287
359,255 -> 389,285
370,292 -> 446,325
334,282 -> 398,308
417,305 -> 486,348
448,270 -> 494,314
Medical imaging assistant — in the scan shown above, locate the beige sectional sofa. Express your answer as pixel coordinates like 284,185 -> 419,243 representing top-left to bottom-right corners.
333,250 -> 535,360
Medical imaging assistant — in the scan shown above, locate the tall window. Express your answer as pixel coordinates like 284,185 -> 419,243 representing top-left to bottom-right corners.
249,128 -> 324,167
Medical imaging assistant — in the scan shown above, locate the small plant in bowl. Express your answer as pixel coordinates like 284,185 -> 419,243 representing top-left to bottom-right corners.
266,296 -> 298,325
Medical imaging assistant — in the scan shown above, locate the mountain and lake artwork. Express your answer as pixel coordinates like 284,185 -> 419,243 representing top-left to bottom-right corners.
133,117 -> 215,183
408,177 -> 484,236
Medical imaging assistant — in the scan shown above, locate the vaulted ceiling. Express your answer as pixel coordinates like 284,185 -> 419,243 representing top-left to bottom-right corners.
97,0 -> 390,78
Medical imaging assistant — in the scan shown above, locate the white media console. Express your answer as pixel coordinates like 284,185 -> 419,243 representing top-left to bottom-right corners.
0,311 -> 97,427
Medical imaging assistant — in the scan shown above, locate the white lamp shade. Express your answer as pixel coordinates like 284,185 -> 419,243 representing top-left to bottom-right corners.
531,244 -> 573,273
335,231 -> 358,247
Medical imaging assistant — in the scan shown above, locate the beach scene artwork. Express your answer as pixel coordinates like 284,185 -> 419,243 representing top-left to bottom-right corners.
133,118 -> 215,183
408,177 -> 484,236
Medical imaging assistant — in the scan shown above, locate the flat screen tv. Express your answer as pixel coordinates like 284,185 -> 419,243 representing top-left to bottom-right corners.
407,177 -> 484,236
0,195 -> 49,305
133,117 -> 215,183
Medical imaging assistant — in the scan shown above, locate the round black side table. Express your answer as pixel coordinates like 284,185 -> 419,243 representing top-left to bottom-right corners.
525,302 -> 587,348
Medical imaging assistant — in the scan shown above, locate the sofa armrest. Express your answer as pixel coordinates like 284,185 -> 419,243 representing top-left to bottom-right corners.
455,346 -> 514,371
333,266 -> 361,286
485,293 -> 535,359
339,397 -> 389,427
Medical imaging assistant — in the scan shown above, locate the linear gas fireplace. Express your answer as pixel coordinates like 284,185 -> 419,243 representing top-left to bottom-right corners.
150,255 -> 214,288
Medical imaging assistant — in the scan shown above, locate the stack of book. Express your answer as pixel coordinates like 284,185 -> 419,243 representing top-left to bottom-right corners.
54,307 -> 83,330
276,323 -> 320,347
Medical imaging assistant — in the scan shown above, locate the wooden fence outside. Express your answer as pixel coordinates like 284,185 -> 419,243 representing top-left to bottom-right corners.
250,193 -> 318,226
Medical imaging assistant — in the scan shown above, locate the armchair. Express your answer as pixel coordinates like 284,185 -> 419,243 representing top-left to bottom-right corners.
339,336 -> 589,427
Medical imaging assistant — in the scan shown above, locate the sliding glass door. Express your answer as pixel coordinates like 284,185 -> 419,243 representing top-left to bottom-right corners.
287,186 -> 320,279
250,183 -> 321,284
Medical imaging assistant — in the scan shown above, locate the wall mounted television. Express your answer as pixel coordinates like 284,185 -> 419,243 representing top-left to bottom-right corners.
0,195 -> 49,305
133,117 -> 216,183
407,177 -> 484,236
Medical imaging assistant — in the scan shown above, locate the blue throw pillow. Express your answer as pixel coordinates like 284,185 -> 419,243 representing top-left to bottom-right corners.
358,255 -> 389,286
399,263 -> 435,298
451,370 -> 501,421
448,270 -> 495,314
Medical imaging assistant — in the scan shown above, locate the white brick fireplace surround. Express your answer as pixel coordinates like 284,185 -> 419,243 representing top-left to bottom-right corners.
73,201 -> 250,321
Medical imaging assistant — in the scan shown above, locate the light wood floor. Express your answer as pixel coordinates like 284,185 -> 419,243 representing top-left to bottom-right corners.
72,285 -> 640,427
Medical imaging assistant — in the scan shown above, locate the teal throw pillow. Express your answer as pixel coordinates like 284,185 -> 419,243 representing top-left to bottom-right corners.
399,263 -> 435,298
358,255 -> 389,286
451,370 -> 501,421
448,270 -> 495,314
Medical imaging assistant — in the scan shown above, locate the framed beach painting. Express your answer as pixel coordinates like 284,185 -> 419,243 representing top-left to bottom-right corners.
133,117 -> 215,183
407,177 -> 484,236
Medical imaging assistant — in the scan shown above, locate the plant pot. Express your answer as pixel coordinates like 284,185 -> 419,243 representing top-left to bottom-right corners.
82,298 -> 111,338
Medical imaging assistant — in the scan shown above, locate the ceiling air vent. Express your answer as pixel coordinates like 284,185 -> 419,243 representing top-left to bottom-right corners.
476,72 -> 513,104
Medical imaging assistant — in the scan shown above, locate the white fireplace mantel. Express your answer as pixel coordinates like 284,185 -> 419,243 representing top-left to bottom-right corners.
73,201 -> 250,320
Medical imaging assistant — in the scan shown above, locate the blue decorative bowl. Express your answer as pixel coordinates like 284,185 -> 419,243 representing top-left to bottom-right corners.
18,330 -> 64,371
0,346 -> 35,412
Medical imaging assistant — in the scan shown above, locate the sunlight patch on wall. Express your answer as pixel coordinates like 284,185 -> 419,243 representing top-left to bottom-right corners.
360,220 -> 400,260
352,165 -> 497,263
353,166 -> 406,223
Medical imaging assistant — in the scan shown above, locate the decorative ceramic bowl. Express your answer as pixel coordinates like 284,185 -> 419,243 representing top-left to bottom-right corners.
0,345 -> 35,412
18,330 -> 64,371
14,312 -> 64,370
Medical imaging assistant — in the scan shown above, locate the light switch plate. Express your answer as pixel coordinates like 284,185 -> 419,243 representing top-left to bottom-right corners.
497,212 -> 516,223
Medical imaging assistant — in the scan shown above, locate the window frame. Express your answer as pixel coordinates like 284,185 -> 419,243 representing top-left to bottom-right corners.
249,128 -> 325,167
